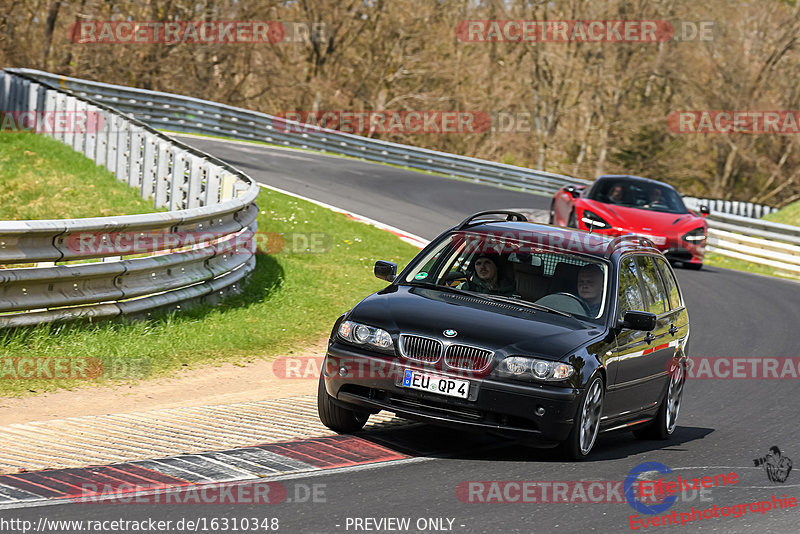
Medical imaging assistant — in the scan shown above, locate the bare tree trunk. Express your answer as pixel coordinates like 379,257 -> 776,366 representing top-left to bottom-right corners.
40,0 -> 61,69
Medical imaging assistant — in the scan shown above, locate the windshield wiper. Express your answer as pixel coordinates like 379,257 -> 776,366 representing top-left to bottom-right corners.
405,282 -> 573,317
482,294 -> 573,317
404,281 -> 493,300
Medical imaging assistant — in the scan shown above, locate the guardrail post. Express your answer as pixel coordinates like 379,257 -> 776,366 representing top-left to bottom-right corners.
7,75 -> 18,111
128,127 -> 143,189
53,91 -> 67,142
42,89 -> 57,139
105,113 -> 119,172
95,108 -> 108,167
186,155 -> 204,208
26,81 -> 39,113
115,118 -> 130,183
169,148 -> 187,211
0,71 -> 8,110
63,94 -> 76,147
72,97 -> 86,153
220,174 -> 236,201
141,132 -> 157,201
84,104 -> 99,160
205,163 -> 221,205
154,141 -> 170,208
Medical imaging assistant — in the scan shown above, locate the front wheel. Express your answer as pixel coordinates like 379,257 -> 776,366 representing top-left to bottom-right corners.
560,375 -> 604,460
549,200 -> 556,224
634,360 -> 686,440
683,262 -> 703,270
567,210 -> 577,228
317,375 -> 369,433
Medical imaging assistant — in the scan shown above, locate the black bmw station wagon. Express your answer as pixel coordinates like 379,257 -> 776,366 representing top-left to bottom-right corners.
318,211 -> 690,459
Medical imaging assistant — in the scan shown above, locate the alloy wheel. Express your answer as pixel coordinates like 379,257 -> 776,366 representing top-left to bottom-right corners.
580,379 -> 603,454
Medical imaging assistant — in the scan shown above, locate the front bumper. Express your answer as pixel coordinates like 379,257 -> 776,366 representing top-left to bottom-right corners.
323,342 -> 581,444
582,226 -> 706,263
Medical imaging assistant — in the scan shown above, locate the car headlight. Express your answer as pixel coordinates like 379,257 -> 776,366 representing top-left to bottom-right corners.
496,356 -> 575,382
682,227 -> 706,243
581,210 -> 611,230
338,321 -> 394,351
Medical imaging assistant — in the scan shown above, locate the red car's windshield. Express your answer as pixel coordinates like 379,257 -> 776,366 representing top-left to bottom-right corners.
588,180 -> 688,214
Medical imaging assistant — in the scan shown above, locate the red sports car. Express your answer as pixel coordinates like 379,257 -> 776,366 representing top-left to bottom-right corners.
550,175 -> 709,269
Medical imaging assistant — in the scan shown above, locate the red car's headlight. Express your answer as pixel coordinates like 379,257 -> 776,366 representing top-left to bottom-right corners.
681,227 -> 706,243
581,210 -> 611,230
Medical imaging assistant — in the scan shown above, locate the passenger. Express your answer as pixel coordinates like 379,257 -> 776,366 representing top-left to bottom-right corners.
607,184 -> 625,204
460,254 -> 516,296
577,264 -> 604,316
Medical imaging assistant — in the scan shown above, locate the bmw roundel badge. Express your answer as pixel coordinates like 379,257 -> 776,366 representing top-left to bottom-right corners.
443,329 -> 457,338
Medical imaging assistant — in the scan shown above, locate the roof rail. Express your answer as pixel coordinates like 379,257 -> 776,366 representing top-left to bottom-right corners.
455,210 -> 528,230
609,234 -> 656,250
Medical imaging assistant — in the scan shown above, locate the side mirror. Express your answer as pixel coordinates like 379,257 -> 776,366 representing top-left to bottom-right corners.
699,205 -> 710,217
564,185 -> 580,199
621,310 -> 657,331
374,260 -> 397,282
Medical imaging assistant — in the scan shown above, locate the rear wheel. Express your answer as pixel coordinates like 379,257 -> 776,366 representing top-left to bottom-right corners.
548,200 -> 556,224
317,375 -> 369,432
683,262 -> 703,270
567,210 -> 577,228
560,375 -> 604,460
634,360 -> 685,440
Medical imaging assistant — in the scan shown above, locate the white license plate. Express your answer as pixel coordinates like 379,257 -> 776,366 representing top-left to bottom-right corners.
401,369 -> 470,399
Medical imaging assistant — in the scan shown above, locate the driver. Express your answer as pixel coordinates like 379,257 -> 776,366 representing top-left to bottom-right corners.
645,187 -> 664,208
459,253 -> 516,296
576,264 -> 604,316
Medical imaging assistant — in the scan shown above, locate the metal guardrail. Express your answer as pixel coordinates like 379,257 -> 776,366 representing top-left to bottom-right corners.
8,68 -> 800,278
683,197 -> 777,219
0,70 -> 260,329
10,68 -> 588,196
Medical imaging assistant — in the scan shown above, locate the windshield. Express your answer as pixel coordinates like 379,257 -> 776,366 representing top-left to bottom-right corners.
588,179 -> 688,214
402,231 -> 609,321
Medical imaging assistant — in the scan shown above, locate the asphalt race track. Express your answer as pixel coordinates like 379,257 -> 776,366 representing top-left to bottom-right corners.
7,137 -> 800,533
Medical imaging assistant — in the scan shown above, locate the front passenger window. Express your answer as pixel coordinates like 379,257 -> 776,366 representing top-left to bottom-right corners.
635,256 -> 668,315
617,257 -> 645,317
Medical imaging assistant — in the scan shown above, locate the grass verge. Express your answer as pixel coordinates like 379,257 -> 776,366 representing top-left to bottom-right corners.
0,188 -> 419,396
0,133 -> 161,220
0,133 -> 419,397
703,252 -> 799,282
762,200 -> 800,227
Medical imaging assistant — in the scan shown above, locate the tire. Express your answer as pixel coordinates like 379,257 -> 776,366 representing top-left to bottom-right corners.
683,262 -> 703,270
567,210 -> 578,229
548,200 -> 556,224
317,375 -> 369,433
560,375 -> 604,460
633,360 -> 686,440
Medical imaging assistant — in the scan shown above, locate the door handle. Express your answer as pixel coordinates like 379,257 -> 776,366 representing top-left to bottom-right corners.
668,325 -> 679,335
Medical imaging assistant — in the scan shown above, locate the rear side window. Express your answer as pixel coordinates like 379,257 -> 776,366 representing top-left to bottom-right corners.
617,257 -> 645,317
654,257 -> 682,310
635,255 -> 668,315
